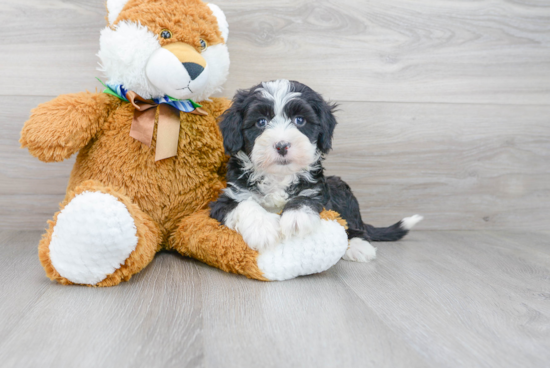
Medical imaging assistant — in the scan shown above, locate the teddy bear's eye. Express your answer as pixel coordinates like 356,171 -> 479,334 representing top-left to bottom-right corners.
160,30 -> 172,39
199,39 -> 208,51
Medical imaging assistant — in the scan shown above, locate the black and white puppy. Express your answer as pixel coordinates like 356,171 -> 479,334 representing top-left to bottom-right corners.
210,80 -> 422,262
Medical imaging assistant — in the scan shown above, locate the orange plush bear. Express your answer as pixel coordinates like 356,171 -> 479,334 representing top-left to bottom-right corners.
20,0 -> 349,287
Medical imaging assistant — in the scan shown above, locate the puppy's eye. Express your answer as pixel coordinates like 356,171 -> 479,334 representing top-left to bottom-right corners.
256,118 -> 268,128
294,117 -> 306,127
199,39 -> 208,51
160,30 -> 172,39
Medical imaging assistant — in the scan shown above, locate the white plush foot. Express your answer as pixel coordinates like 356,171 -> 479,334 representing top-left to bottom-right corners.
257,219 -> 349,281
225,199 -> 281,252
279,207 -> 321,239
401,214 -> 424,230
49,191 -> 138,285
342,238 -> 377,263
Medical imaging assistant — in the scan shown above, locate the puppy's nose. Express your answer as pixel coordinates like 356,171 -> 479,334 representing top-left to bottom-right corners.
182,62 -> 204,80
275,142 -> 291,157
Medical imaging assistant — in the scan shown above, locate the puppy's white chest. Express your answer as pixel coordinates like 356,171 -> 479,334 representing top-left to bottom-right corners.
257,176 -> 292,213
260,190 -> 289,213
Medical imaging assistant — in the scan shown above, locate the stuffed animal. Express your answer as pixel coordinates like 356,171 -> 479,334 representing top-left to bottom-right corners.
20,0 -> 349,287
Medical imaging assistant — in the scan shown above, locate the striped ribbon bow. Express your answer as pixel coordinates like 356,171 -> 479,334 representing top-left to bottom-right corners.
99,79 -> 208,161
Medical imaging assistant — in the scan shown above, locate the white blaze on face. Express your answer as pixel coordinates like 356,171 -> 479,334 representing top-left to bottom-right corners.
251,80 -> 318,175
258,80 -> 301,116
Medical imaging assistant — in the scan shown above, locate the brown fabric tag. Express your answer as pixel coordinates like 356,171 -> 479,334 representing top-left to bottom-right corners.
155,105 -> 181,161
128,91 -> 158,147
130,107 -> 157,147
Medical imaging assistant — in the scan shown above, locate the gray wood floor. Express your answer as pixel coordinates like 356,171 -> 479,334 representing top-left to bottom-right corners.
1,230 -> 549,368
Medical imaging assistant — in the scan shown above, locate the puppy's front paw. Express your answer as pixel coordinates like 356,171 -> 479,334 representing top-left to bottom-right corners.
343,238 -> 377,263
280,207 -> 321,239
225,199 -> 281,253
240,212 -> 281,252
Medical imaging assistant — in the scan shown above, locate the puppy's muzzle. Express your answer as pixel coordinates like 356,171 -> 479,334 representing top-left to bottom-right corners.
275,141 -> 291,157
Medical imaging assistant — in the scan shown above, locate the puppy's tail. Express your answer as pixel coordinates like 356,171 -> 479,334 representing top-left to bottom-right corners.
350,215 -> 424,242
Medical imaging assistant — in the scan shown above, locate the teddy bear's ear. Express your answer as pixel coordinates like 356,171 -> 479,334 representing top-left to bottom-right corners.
107,0 -> 131,25
207,3 -> 229,42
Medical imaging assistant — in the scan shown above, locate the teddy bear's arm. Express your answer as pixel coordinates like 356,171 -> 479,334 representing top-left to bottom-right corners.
20,92 -> 119,163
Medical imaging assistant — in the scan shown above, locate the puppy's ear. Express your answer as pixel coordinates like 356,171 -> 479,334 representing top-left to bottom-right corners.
219,91 -> 248,155
314,99 -> 338,154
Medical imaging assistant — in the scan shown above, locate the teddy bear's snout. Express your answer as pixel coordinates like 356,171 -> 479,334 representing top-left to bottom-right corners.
163,42 -> 207,68
145,41 -> 211,100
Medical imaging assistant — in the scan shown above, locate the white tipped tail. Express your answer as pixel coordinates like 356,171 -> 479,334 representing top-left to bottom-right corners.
401,215 -> 424,230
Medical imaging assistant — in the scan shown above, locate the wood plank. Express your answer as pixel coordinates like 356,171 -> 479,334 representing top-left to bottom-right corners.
195,263 -> 428,368
1,230 -> 549,367
3,96 -> 549,231
0,0 -> 106,96
1,96 -> 74,196
335,230 -> 550,368
0,231 -> 51,347
484,230 -> 550,257
0,231 -> 204,368
222,0 -> 550,105
324,101 -> 550,231
0,0 -> 549,104
0,195 -> 64,230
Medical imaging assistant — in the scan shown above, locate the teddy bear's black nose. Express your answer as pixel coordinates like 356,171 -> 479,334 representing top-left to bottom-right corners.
182,62 -> 204,81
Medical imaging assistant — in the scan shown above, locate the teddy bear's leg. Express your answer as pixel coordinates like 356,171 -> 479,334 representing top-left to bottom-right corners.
169,209 -> 349,281
169,209 -> 268,280
39,180 -> 161,287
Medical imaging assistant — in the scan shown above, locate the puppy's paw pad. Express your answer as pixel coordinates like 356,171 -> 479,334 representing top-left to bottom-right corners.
342,238 -> 377,263
280,208 -> 321,238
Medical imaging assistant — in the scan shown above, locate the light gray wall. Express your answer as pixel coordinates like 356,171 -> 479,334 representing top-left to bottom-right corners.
1,0 -> 549,230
